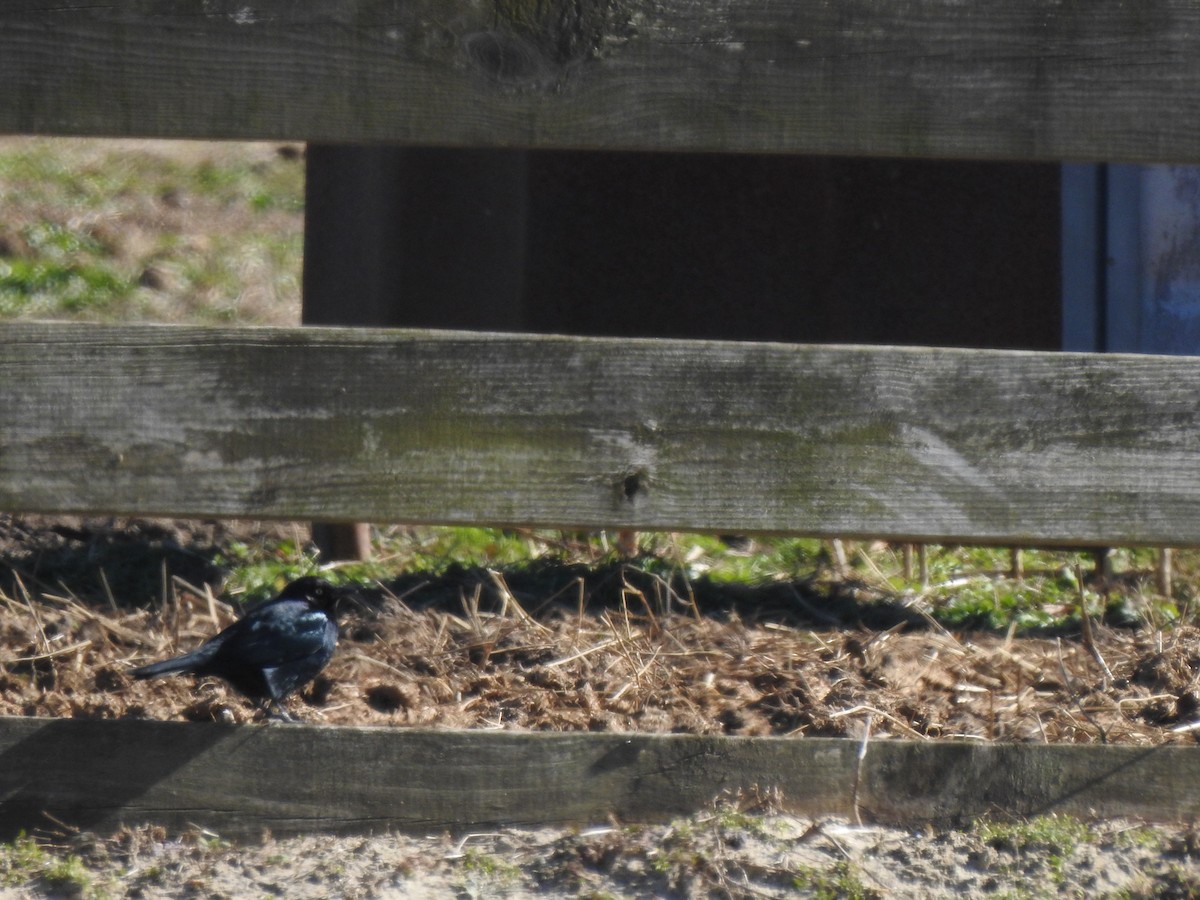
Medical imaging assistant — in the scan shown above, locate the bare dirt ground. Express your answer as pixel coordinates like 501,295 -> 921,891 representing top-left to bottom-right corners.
4,518 -> 1200,744
10,809 -> 1200,899
4,516 -> 1200,897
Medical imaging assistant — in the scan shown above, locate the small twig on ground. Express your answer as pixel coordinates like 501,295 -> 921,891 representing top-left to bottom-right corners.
15,573 -> 49,653
487,569 -> 551,634
203,581 -> 222,630
1076,564 -> 1114,688
1056,637 -> 1107,743
374,578 -> 431,608
9,641 -> 92,664
1003,618 -> 1018,653
854,544 -> 890,584
991,644 -> 1047,678
816,822 -> 854,861
527,574 -> 585,618
643,570 -> 692,626
900,592 -> 964,646
98,568 -> 120,614
829,704 -> 928,741
620,568 -> 662,636
609,646 -> 661,703
544,638 -> 619,669
161,560 -> 181,653
571,577 -> 586,626
445,832 -> 503,859
674,563 -> 703,622
43,590 -> 149,646
341,651 -> 414,678
852,713 -> 872,826
461,583 -> 484,631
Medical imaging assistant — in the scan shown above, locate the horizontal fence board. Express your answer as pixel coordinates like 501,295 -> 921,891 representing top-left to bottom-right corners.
1,717 -> 1198,838
3,323 -> 1200,545
4,1 -> 1200,161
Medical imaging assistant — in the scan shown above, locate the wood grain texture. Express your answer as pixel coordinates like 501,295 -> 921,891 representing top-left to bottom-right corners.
4,0 -> 1200,162
3,322 -> 1200,545
1,716 -> 1197,837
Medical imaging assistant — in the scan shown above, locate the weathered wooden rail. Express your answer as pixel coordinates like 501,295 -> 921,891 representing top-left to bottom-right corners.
4,322 -> 1200,546
3,0 -> 1200,834
2,716 -> 1197,839
5,1 -> 1200,162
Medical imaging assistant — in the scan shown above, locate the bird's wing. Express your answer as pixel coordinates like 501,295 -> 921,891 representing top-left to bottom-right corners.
260,617 -> 339,700
222,598 -> 334,667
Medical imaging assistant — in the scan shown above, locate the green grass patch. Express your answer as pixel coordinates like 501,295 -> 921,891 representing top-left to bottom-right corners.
6,514 -> 1193,633
190,156 -> 304,213
791,859 -> 882,899
652,533 -> 826,584
0,139 -> 304,324
976,815 -> 1094,886
456,846 -> 522,894
0,832 -> 102,898
216,528 -> 556,607
199,527 -> 1196,633
0,832 -> 46,885
0,257 -> 133,314
934,577 -> 1076,631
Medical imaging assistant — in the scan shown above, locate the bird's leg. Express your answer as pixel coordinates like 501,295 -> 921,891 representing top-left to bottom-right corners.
250,697 -> 296,723
264,698 -> 300,723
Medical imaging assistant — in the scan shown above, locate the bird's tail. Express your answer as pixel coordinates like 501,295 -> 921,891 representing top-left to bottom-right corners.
131,649 -> 209,680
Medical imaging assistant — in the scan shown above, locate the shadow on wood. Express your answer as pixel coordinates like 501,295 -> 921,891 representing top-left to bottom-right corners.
2,717 -> 1197,839
0,718 -> 233,838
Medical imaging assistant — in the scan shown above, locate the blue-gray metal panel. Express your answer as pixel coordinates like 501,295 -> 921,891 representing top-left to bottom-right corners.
1103,165 -> 1144,353
1061,164 -> 1104,352
1136,167 -> 1200,354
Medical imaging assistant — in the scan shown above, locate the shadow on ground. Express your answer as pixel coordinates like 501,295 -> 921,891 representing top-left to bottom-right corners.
0,516 -> 229,606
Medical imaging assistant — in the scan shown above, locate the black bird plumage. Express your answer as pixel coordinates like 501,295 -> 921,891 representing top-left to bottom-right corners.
132,576 -> 345,720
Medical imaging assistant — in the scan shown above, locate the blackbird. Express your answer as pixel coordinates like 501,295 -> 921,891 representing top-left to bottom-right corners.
132,576 -> 346,720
